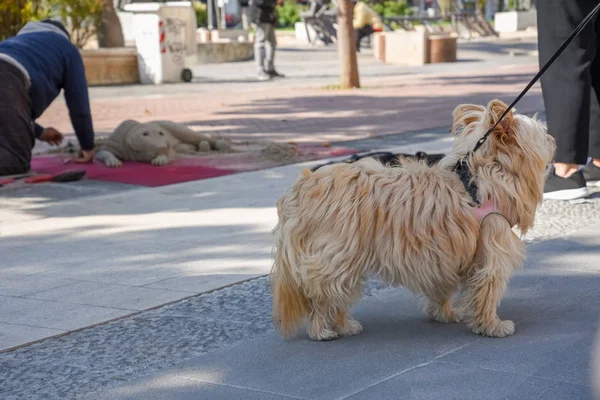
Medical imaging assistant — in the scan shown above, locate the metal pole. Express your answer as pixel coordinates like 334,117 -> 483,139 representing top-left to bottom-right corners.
208,0 -> 215,30
220,3 -> 227,30
241,6 -> 249,30
215,0 -> 222,30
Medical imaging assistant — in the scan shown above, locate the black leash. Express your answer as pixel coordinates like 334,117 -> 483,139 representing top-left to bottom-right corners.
455,3 -> 600,205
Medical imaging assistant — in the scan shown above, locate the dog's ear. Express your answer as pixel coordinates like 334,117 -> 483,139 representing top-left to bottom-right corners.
451,104 -> 485,134
487,99 -> 516,140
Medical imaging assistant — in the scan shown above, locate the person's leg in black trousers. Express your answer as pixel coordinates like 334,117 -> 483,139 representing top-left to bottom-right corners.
355,25 -> 374,52
0,61 -> 34,176
584,16 -> 600,186
538,0 -> 598,199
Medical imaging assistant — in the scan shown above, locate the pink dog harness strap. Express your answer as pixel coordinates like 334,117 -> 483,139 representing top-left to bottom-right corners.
474,198 -> 513,227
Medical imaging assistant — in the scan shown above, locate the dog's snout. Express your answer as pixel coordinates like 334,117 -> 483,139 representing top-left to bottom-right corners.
157,146 -> 169,155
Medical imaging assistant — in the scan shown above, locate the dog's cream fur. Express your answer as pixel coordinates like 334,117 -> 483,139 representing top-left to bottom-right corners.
270,100 -> 556,341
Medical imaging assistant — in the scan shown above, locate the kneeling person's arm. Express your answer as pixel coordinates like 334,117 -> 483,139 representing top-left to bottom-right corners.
63,47 -> 95,155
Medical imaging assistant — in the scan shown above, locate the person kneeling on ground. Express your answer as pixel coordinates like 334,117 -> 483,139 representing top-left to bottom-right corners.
0,19 -> 95,176
249,0 -> 285,81
353,0 -> 383,53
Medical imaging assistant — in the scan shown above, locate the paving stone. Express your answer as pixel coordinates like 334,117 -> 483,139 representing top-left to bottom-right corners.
144,274 -> 260,293
26,281 -> 190,311
0,274 -> 74,297
0,322 -> 65,352
93,374 -> 303,400
0,295 -> 130,331
342,361 -> 591,400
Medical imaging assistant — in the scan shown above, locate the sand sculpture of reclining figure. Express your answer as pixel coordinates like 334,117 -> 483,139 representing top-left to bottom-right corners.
95,120 -> 230,167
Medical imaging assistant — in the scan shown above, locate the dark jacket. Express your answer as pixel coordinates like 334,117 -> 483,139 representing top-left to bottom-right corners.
249,0 -> 278,25
0,22 -> 94,150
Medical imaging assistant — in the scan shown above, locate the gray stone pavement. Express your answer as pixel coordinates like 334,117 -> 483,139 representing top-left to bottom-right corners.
1,121 -> 600,398
0,127 -> 456,353
1,205 -> 599,400
91,223 -> 600,400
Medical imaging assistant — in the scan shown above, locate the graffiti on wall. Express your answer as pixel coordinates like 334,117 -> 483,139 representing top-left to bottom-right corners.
165,17 -> 186,66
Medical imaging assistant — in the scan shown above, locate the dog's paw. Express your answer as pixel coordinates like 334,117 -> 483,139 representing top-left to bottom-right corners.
309,328 -> 340,341
427,301 -> 461,324
336,318 -> 363,336
429,309 -> 461,324
198,140 -> 212,152
451,308 -> 465,323
96,150 -> 122,168
106,158 -> 123,168
432,312 -> 461,324
472,319 -> 515,338
151,155 -> 170,166
174,143 -> 197,154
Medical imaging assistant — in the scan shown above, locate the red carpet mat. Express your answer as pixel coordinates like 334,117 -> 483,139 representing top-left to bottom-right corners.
30,145 -> 357,187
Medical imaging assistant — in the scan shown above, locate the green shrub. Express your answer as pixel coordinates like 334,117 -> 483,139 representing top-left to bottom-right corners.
192,1 -> 208,28
48,0 -> 103,49
507,0 -> 520,11
277,0 -> 303,28
371,1 -> 411,18
0,0 -> 106,48
0,0 -> 48,41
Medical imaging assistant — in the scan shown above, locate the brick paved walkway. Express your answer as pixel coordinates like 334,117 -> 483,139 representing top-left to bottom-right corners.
36,64 -> 543,150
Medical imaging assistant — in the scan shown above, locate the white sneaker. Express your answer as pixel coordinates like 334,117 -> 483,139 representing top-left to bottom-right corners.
257,71 -> 271,81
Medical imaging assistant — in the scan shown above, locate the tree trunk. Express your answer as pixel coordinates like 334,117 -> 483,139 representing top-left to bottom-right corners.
336,0 -> 360,89
99,0 -> 125,48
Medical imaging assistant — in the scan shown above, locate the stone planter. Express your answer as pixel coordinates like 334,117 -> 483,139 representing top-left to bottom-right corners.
427,34 -> 458,64
197,28 -> 212,43
191,42 -> 254,64
82,48 -> 140,86
384,29 -> 457,66
384,28 -> 428,66
209,29 -> 249,42
373,32 -> 386,61
494,10 -> 537,33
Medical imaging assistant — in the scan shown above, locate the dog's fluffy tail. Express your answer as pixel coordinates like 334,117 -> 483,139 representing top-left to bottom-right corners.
271,263 -> 308,339
271,196 -> 309,339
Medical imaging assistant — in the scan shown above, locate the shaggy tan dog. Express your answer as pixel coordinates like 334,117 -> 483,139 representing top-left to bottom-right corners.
271,100 -> 556,341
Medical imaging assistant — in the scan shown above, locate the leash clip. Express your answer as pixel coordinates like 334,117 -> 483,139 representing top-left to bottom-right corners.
455,155 -> 480,207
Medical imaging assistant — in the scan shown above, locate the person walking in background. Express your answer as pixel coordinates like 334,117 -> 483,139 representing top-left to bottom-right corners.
353,0 -> 383,53
0,19 -> 95,176
538,0 -> 600,200
249,0 -> 285,81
